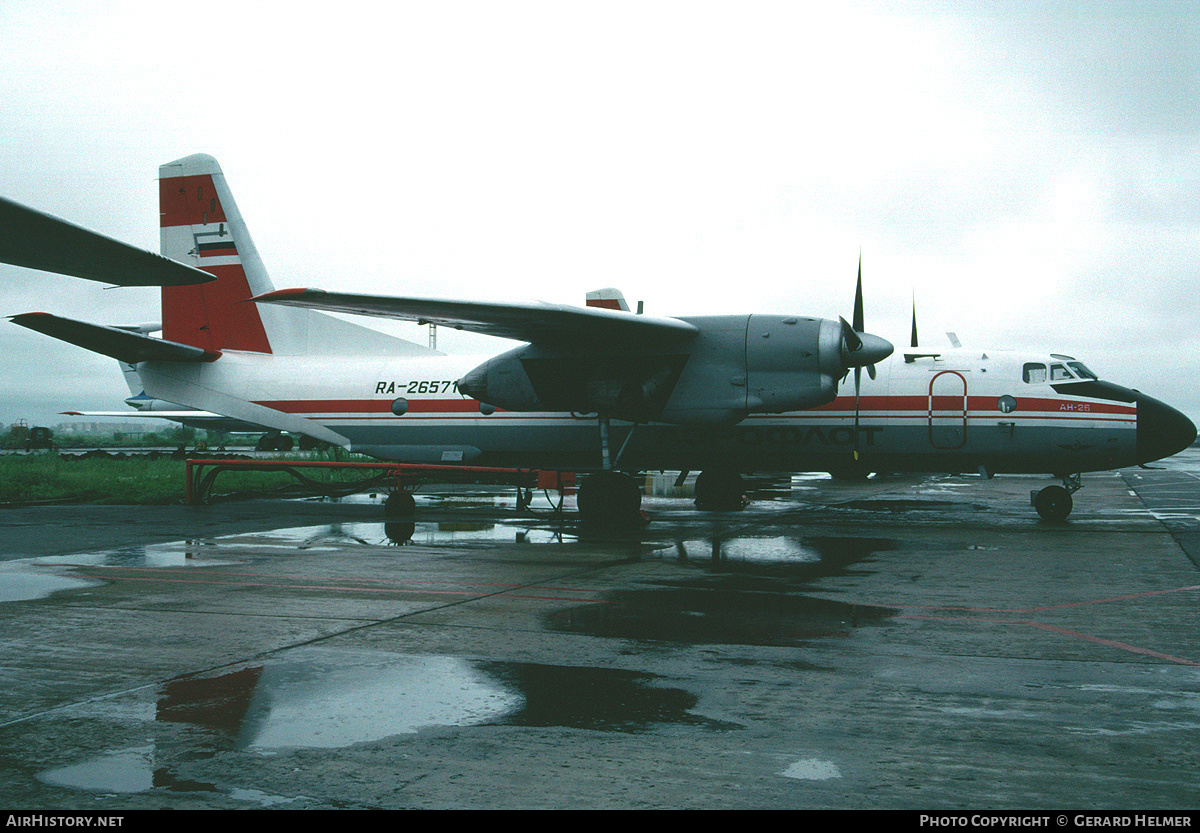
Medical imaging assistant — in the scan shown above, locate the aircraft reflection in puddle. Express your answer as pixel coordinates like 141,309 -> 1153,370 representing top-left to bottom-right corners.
151,649 -> 732,749
549,535 -> 899,646
256,520 -> 579,548
38,648 -> 736,798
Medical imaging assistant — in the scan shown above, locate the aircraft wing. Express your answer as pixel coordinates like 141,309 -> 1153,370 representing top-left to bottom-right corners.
0,196 -> 214,287
10,313 -> 220,363
253,288 -> 699,345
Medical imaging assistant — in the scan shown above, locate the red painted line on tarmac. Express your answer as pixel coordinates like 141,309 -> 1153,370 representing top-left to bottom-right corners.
852,583 -> 1200,666
86,564 -> 605,595
892,613 -> 1200,667
854,584 -> 1200,615
1021,621 -> 1200,667
81,571 -> 616,604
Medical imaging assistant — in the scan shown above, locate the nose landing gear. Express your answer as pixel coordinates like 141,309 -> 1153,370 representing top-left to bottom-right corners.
1033,473 -> 1082,521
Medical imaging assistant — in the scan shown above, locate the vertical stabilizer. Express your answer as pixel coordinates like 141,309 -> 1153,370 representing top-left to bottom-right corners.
160,154 -> 273,353
158,154 -> 433,358
585,288 -> 631,312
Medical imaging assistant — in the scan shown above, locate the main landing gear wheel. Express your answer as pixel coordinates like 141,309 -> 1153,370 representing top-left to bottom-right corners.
577,471 -> 642,525
384,491 -> 416,517
1034,485 -> 1073,521
694,469 -> 746,511
255,432 -> 294,452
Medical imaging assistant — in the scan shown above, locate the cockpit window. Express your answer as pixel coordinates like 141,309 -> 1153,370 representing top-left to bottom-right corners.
1023,363 -> 1047,383
1066,361 -> 1097,380
1050,363 -> 1075,381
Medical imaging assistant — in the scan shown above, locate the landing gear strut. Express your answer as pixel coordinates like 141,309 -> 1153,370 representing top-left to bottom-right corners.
1033,474 -> 1082,521
577,414 -> 643,526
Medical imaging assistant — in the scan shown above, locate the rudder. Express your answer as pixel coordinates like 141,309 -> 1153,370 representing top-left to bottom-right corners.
159,154 -> 273,353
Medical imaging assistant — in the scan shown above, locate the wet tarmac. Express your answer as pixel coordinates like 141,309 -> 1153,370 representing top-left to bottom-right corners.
1,453 -> 1198,809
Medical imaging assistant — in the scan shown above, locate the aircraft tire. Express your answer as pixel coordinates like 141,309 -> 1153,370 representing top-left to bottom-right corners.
256,433 -> 294,452
1034,485 -> 1073,521
577,471 -> 642,524
384,491 -> 416,517
828,462 -> 872,482
694,469 -> 746,511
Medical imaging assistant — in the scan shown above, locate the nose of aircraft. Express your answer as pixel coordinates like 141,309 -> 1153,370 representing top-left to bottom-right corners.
1136,392 -> 1197,464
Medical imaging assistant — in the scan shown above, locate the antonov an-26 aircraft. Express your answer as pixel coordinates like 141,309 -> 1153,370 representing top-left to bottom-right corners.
2,154 -> 1195,522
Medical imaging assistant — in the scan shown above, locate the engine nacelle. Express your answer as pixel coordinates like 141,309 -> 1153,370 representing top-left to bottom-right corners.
743,315 -> 842,413
457,314 -> 889,427
457,345 -> 544,412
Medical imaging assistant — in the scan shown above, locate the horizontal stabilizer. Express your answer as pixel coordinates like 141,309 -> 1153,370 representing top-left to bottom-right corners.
253,288 -> 698,345
0,196 -> 214,287
61,410 -> 226,419
10,313 -> 221,363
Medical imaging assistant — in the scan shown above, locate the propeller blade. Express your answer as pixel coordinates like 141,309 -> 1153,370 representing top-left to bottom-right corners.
911,294 -> 919,348
853,365 -> 862,460
853,255 -> 865,333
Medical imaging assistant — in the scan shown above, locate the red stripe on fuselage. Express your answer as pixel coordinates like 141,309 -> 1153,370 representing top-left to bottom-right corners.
255,399 -> 484,414
252,394 -> 1135,421
815,395 -> 1135,417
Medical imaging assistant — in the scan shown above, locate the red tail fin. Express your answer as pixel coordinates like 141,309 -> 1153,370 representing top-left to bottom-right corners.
159,154 -> 272,353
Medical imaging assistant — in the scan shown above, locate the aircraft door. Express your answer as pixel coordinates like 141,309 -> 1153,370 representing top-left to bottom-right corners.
928,371 -> 967,449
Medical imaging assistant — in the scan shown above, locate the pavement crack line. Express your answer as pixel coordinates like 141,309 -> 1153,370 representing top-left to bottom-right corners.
0,557 -> 633,729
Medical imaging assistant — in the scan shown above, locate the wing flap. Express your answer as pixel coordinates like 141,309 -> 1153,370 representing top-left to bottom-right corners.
253,288 -> 698,345
0,196 -> 215,287
10,313 -> 221,363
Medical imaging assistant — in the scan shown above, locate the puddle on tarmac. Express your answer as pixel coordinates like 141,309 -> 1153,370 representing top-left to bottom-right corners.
548,536 -> 898,646
547,588 -> 896,646
153,648 -> 734,751
37,745 -> 300,804
171,519 -> 580,551
670,534 -> 893,569
780,758 -> 842,780
32,541 -> 234,570
39,746 -> 157,794
0,564 -> 100,602
782,763 -> 840,782
834,499 -> 989,513
39,648 -> 730,797
269,520 -> 578,549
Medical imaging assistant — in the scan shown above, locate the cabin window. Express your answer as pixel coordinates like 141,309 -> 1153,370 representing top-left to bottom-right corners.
1050,363 -> 1074,381
1023,363 -> 1047,383
1067,361 -> 1097,380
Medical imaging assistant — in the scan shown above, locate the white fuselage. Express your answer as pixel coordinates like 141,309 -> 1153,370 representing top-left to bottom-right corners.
136,346 -> 1162,476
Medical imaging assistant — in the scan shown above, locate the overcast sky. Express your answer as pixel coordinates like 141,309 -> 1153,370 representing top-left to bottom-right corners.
1,0 -> 1198,431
